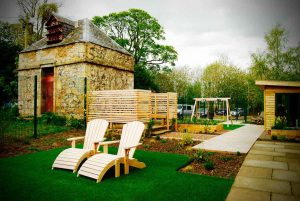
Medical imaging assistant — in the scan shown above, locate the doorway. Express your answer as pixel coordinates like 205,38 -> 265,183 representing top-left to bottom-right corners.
41,68 -> 54,113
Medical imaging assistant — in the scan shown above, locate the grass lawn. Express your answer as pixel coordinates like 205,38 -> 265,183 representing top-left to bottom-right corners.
223,124 -> 244,130
0,147 -> 233,201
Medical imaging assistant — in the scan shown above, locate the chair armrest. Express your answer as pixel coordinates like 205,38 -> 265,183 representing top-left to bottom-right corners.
98,140 -> 120,145
93,138 -> 106,153
124,143 -> 142,150
67,136 -> 85,148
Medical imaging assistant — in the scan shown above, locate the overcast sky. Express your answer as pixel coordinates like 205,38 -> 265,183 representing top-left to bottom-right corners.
1,0 -> 300,69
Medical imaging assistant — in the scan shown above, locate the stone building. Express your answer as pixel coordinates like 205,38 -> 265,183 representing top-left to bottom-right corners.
18,15 -> 134,118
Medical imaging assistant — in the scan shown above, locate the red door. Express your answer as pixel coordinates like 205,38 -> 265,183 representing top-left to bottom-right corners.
42,68 -> 54,113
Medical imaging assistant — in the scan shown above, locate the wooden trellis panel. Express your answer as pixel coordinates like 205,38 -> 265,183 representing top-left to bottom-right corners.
151,93 -> 177,119
87,90 -> 151,123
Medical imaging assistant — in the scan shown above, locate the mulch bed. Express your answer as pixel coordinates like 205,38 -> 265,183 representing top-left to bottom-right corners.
0,130 -> 246,178
139,138 -> 245,178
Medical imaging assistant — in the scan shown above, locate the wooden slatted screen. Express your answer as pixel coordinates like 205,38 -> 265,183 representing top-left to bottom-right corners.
151,93 -> 177,119
87,90 -> 151,123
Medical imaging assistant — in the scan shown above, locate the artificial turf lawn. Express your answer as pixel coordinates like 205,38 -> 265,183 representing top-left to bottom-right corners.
223,124 -> 244,130
0,148 -> 233,201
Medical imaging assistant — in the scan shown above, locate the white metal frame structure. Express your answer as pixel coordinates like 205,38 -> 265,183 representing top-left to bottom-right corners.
191,97 -> 231,122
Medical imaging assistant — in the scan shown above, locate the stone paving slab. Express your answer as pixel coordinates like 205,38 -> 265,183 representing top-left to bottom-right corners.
193,124 -> 264,153
271,193 -> 300,201
244,159 -> 288,170
249,150 -> 285,157
237,166 -> 272,179
273,170 -> 300,182
275,148 -> 300,154
291,182 -> 300,196
226,141 -> 300,201
254,143 -> 285,149
226,187 -> 270,201
246,153 -> 273,161
233,176 -> 291,194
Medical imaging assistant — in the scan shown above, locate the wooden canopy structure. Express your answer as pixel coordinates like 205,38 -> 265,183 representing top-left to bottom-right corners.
191,97 -> 231,122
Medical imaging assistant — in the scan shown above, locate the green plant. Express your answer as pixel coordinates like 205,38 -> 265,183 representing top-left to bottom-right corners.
143,144 -> 150,149
271,135 -> 278,140
272,116 -> 287,129
191,149 -> 208,163
278,135 -> 287,141
170,118 -> 176,131
155,135 -> 161,140
236,151 -> 241,156
160,139 -> 167,143
106,129 -> 121,140
66,117 -> 85,129
204,160 -> 215,170
40,112 -> 66,126
181,133 -> 193,146
220,156 -> 233,162
147,119 -> 155,137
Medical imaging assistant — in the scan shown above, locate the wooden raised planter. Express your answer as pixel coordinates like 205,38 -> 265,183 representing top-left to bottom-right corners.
271,129 -> 300,138
177,123 -> 223,134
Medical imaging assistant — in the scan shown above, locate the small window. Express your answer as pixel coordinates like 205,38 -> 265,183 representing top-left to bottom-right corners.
187,106 -> 192,110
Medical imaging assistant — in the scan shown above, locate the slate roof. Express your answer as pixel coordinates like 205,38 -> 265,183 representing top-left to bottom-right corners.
22,16 -> 131,56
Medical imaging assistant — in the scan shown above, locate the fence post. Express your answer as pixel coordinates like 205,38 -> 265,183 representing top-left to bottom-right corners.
33,75 -> 38,139
167,93 -> 170,130
84,77 -> 87,128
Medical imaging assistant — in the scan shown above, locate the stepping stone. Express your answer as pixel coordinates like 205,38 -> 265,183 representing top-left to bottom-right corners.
254,143 -> 284,149
285,145 -> 300,150
273,170 -> 300,182
233,176 -> 291,194
275,148 -> 300,154
238,166 -> 272,179
292,182 -> 300,196
246,154 -> 273,161
286,153 -> 300,159
274,156 -> 300,163
249,150 -> 285,157
226,187 -> 270,201
256,141 -> 275,145
244,160 -> 288,170
289,162 -> 300,172
271,193 -> 300,201
252,147 -> 274,152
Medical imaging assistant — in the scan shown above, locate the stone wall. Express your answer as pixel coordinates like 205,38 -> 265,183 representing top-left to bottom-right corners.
18,69 -> 42,116
86,43 -> 134,72
18,42 -> 134,118
87,63 -> 133,91
19,43 -> 86,70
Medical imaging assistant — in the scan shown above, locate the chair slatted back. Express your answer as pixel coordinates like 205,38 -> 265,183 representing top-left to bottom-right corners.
117,121 -> 145,158
83,119 -> 109,150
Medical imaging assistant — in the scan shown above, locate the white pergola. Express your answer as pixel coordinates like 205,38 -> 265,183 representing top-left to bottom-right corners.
191,97 -> 231,122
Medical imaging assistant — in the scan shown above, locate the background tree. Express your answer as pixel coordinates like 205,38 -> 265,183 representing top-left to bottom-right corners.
0,21 -> 22,106
92,9 -> 178,89
251,25 -> 300,81
17,0 -> 59,47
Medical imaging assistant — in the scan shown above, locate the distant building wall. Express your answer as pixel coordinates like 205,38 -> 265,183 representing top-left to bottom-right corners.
18,42 -> 134,118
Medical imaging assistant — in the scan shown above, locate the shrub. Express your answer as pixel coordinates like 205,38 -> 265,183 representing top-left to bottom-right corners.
40,112 -> 66,126
271,135 -> 278,140
160,139 -> 167,143
106,129 -> 121,140
203,160 -> 214,170
278,135 -> 287,141
155,135 -> 161,140
147,119 -> 155,137
143,144 -> 150,149
66,117 -> 85,129
236,151 -> 241,156
191,149 -> 208,163
220,156 -> 233,162
273,116 -> 287,129
181,133 -> 193,146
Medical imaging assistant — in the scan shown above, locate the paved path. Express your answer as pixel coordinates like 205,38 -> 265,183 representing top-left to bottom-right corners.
226,141 -> 300,201
193,124 -> 264,153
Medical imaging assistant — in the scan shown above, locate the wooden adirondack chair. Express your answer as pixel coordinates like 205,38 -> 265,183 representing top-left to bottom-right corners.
77,121 -> 146,183
52,119 -> 109,172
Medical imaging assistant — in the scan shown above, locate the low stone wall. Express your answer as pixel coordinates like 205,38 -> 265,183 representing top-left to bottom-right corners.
177,123 -> 223,134
271,129 -> 300,138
